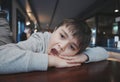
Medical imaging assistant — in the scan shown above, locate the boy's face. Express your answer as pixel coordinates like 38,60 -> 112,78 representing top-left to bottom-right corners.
47,25 -> 80,56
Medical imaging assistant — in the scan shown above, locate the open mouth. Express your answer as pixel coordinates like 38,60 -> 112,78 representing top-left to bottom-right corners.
51,48 -> 58,55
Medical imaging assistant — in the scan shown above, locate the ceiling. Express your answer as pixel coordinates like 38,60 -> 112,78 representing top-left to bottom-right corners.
18,0 -> 120,30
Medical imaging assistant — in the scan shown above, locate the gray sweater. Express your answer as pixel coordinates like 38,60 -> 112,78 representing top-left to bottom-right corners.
0,32 -> 108,74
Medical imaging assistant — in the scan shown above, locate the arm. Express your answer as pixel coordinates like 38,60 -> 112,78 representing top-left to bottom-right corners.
0,32 -> 80,74
0,32 -> 49,74
0,46 -> 48,74
83,47 -> 109,63
107,51 -> 120,62
84,47 -> 120,62
59,47 -> 109,64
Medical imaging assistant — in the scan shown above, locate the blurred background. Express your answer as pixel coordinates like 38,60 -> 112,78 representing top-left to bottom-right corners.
0,0 -> 120,48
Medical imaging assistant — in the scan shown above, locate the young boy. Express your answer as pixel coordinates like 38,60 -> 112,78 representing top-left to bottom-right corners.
0,18 -> 116,74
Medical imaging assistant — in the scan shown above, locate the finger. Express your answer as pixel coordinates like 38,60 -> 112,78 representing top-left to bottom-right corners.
66,59 -> 83,64
66,63 -> 81,67
59,55 -> 76,60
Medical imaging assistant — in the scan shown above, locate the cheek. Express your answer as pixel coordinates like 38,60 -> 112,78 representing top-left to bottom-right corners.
49,40 -> 56,49
49,37 -> 59,49
50,35 -> 57,45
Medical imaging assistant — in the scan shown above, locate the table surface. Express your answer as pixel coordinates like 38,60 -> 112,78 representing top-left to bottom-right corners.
0,60 -> 120,82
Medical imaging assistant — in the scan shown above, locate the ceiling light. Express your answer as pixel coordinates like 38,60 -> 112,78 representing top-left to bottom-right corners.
114,9 -> 119,13
26,21 -> 30,25
114,0 -> 119,13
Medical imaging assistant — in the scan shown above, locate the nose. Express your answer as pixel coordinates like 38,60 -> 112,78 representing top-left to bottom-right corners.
59,41 -> 68,51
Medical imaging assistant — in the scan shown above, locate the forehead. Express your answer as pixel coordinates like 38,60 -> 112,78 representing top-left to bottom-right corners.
58,24 -> 77,36
58,25 -> 80,44
58,24 -> 75,33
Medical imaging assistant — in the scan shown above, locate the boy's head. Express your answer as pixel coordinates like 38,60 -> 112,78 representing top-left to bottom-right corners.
47,18 -> 91,56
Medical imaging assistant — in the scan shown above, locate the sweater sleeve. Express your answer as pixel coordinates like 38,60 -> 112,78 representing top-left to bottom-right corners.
83,47 -> 109,63
0,33 -> 48,74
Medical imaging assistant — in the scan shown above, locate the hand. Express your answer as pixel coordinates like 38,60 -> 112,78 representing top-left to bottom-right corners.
59,53 -> 88,64
108,51 -> 120,62
48,55 -> 81,68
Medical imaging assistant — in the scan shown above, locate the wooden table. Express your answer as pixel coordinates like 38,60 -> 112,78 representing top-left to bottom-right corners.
0,60 -> 120,82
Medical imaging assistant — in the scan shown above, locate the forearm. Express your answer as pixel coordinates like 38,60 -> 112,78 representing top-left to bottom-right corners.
0,44 -> 48,74
83,47 -> 109,63
108,51 -> 120,60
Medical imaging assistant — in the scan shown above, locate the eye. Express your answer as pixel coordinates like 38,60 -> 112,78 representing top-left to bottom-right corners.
60,33 -> 65,39
70,45 -> 75,50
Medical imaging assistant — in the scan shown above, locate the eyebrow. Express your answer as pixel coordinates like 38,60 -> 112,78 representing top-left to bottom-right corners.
61,29 -> 68,37
61,29 -> 79,49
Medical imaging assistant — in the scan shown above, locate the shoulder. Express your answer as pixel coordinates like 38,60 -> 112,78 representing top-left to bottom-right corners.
30,32 -> 51,39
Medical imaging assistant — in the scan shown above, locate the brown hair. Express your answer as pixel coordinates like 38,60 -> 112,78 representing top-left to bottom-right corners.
56,18 -> 91,54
